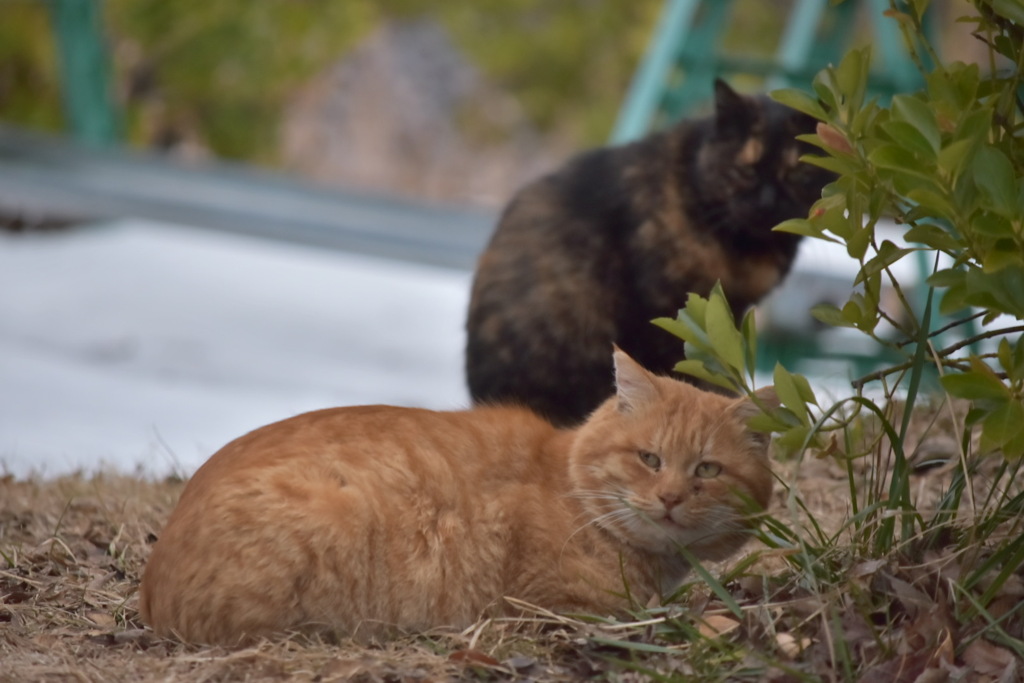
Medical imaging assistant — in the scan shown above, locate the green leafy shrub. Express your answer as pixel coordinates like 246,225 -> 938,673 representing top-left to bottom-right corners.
667,0 -> 1024,493
656,1 -> 1024,664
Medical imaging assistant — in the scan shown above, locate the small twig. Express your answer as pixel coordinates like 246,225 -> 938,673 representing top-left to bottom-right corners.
0,568 -> 45,587
501,597 -> 584,626
896,310 -> 988,349
465,618 -> 491,651
852,359 -> 916,390
876,306 -> 911,337
852,353 -> 1009,390
599,616 -> 670,631
937,326 -> 1024,357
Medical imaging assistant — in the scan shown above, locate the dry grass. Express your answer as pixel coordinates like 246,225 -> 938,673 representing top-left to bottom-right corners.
2,438 -> 1023,682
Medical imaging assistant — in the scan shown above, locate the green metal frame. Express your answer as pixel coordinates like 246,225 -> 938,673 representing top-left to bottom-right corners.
612,0 -> 930,143
47,0 -> 119,145
612,0 -> 951,381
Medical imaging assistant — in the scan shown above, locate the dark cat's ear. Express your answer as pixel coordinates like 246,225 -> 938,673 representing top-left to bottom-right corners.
713,79 -> 754,140
612,347 -> 660,413
732,386 -> 779,450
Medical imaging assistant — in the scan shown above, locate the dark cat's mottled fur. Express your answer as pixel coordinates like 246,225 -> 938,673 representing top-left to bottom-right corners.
466,80 -> 831,426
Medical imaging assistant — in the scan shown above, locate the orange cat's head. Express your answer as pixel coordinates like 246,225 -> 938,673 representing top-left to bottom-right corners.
569,349 -> 775,562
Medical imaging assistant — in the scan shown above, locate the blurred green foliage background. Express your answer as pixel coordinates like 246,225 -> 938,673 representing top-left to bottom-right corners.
0,0 -> 788,165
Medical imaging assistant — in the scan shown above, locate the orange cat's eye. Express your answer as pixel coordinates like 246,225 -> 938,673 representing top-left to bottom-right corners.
695,462 -> 722,478
638,451 -> 661,470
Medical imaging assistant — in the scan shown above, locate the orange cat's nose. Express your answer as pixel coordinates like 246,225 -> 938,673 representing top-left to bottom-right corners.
658,492 -> 682,511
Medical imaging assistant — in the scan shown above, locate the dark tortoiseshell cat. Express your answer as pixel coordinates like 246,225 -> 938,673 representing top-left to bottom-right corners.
466,80 -> 832,426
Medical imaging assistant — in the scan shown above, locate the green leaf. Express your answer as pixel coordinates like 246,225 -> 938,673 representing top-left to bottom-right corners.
857,241 -> 914,284
954,62 -> 982,104
964,265 -> 1024,317
992,0 -> 1024,26
937,138 -> 977,180
868,144 -> 934,180
939,280 -> 971,316
1013,337 -> 1024,383
941,368 -> 1011,401
672,359 -> 737,392
769,88 -> 826,119
811,302 -> 856,328
774,218 -> 824,239
905,189 -> 959,224
816,198 -> 856,239
890,94 -> 940,154
747,408 -> 800,433
652,316 -> 703,346
982,240 -> 1024,273
841,300 -> 864,328
791,371 -> 819,407
653,291 -> 714,351
998,338 -> 1013,377
775,425 -> 814,456
903,223 -> 961,252
880,120 -> 938,161
846,224 -> 872,260
811,71 -> 839,113
850,97 -> 882,137
956,107 -> 990,145
973,145 -> 1018,217
802,153 -> 861,177
909,0 -> 933,20
833,47 -> 871,115
773,363 -> 810,423
683,292 -> 709,327
981,399 -> 1024,453
927,268 -> 966,288
705,286 -> 745,373
972,212 -> 1014,238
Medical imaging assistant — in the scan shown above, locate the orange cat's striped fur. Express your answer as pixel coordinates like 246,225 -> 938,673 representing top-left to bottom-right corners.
139,350 -> 775,645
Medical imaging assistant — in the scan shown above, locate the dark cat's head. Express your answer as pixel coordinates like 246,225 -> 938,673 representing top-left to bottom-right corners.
686,79 -> 834,252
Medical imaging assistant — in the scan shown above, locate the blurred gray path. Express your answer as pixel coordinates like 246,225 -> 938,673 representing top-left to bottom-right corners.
0,125 -> 494,270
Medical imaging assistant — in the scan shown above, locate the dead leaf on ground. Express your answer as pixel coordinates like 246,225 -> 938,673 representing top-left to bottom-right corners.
316,656 -> 373,680
503,654 -> 536,671
963,638 -> 1019,678
448,648 -> 501,668
697,614 -> 740,638
910,668 -> 950,683
886,575 -> 933,620
774,632 -> 812,659
850,559 -> 886,579
86,610 -> 117,628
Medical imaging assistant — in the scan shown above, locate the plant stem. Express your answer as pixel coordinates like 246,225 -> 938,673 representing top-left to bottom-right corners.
896,310 -> 987,348
937,326 -> 1024,357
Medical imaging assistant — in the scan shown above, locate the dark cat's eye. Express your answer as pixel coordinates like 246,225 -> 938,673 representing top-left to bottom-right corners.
728,165 -> 758,186
638,450 -> 661,471
786,162 -> 819,184
695,461 -> 722,478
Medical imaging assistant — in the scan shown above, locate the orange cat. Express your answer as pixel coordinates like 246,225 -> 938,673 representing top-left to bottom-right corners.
139,350 -> 775,645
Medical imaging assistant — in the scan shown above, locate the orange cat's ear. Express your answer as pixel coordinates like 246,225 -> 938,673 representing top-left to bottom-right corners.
752,386 -> 780,412
733,386 -> 779,450
612,347 -> 660,413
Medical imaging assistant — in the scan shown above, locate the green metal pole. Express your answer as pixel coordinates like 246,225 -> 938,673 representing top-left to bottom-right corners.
869,0 -> 925,94
48,0 -> 119,146
767,0 -> 828,90
610,0 -> 700,144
